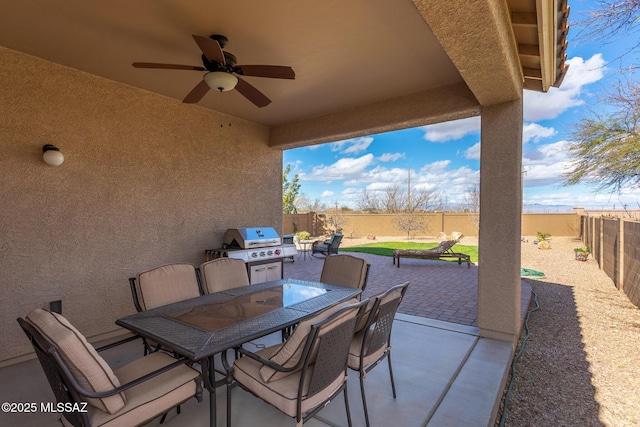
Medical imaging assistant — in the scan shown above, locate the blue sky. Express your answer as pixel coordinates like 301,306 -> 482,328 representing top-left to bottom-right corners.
284,1 -> 640,212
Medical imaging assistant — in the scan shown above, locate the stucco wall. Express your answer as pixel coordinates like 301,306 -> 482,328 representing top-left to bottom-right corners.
283,212 -> 579,238
0,47 -> 282,363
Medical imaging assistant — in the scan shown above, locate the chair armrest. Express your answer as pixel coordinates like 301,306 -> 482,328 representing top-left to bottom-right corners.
94,334 -> 142,353
50,348 -> 196,399
235,346 -> 303,373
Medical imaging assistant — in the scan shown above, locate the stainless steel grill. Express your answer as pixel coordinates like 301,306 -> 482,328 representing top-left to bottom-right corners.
206,227 -> 297,284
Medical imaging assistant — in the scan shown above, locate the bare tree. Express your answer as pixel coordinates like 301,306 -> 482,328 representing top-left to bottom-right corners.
295,193 -> 325,212
381,185 -> 406,213
463,186 -> 480,231
412,188 -> 444,211
355,189 -> 382,213
324,208 -> 349,234
575,0 -> 640,65
355,185 -> 442,213
393,211 -> 430,239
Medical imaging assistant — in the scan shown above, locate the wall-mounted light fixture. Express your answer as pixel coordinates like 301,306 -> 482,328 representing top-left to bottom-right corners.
42,144 -> 64,166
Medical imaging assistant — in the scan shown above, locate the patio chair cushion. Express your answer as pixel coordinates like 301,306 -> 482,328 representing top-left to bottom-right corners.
200,258 -> 249,293
259,298 -> 358,382
348,329 -> 387,368
26,309 -> 125,414
136,263 -> 201,310
66,352 -> 201,427
354,297 -> 375,333
235,346 -> 345,418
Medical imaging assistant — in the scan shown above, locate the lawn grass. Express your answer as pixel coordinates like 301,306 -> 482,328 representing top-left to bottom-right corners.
340,242 -> 478,263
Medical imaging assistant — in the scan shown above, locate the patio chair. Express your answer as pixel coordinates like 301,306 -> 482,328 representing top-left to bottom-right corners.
128,263 -> 204,354
348,282 -> 410,427
311,233 -> 343,257
223,298 -> 367,427
320,254 -> 370,299
199,258 -> 249,293
17,309 -> 203,427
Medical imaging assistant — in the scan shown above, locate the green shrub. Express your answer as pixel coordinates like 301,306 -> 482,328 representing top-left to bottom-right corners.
536,231 -> 551,241
295,231 -> 310,240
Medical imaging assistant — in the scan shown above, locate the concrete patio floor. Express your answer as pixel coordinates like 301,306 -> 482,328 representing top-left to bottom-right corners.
1,253 -> 531,427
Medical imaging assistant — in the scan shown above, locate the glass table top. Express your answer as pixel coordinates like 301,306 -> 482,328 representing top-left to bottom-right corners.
165,282 -> 329,332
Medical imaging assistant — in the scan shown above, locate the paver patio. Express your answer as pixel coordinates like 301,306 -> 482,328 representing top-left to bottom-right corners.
285,252 -> 480,325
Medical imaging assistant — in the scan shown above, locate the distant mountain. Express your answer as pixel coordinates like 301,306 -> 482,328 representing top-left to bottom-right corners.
522,203 -> 574,213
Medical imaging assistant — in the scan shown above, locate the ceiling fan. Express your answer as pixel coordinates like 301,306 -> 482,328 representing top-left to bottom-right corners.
132,34 -> 295,107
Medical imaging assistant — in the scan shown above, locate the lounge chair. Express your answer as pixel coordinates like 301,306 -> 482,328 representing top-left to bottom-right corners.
311,233 -> 343,257
392,234 -> 470,268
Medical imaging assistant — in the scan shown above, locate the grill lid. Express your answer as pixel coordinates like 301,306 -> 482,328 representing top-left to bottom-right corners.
224,227 -> 281,248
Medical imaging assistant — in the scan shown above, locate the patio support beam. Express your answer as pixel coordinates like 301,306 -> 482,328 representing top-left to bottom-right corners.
477,99 -> 523,342
268,82 -> 479,150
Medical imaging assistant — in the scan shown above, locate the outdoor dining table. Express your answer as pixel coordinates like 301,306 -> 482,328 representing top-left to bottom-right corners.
116,278 -> 361,427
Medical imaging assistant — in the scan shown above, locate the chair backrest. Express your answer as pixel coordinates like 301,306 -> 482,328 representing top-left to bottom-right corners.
199,258 -> 249,293
299,300 -> 367,400
328,233 -> 343,248
320,254 -> 370,294
131,263 -> 202,311
440,240 -> 457,253
18,309 -> 127,423
282,234 -> 294,245
359,282 -> 410,360
17,316 -> 91,427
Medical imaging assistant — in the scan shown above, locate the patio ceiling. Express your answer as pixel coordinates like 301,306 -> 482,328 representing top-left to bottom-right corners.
0,0 -> 568,128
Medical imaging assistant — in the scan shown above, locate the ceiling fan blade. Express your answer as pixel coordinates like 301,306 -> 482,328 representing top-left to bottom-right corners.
183,79 -> 211,104
192,35 -> 225,64
132,62 -> 206,71
235,65 -> 295,79
235,77 -> 271,107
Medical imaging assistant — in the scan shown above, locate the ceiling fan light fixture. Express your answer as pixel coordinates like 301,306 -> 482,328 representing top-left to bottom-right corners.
204,71 -> 238,92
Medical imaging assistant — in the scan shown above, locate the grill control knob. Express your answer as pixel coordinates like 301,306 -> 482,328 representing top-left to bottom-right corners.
251,252 -> 258,258
267,250 -> 273,256
260,251 -> 266,257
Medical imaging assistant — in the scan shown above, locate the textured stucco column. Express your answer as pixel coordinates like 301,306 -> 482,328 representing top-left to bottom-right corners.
478,99 -> 523,341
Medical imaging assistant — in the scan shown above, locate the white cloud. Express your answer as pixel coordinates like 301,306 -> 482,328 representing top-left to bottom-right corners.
523,140 -> 573,187
523,123 -> 556,143
419,160 -> 451,174
304,154 -> 375,181
347,166 -> 409,187
340,187 -> 361,201
321,190 -> 334,198
464,142 -> 481,160
421,117 -> 481,142
329,137 -> 374,154
378,152 -> 405,162
523,54 -> 606,121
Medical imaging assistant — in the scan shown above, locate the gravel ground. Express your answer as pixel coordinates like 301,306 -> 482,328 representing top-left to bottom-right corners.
501,236 -> 640,426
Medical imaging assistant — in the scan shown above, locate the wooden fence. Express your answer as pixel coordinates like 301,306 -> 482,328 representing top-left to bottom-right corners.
581,215 -> 640,308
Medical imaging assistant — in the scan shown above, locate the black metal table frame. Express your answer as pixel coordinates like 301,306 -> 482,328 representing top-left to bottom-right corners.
116,279 -> 361,427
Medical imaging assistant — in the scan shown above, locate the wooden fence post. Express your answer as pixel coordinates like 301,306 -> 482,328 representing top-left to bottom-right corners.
618,218 -> 624,290
599,216 -> 604,270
